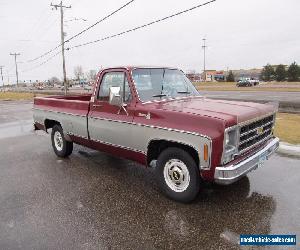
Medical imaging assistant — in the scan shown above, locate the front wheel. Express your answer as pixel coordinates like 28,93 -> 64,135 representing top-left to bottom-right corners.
51,125 -> 73,158
156,147 -> 201,203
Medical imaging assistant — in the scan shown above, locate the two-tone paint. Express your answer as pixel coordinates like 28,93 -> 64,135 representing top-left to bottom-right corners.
33,66 -> 277,182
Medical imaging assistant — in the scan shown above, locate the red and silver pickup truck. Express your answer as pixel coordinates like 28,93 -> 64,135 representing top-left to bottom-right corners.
33,66 -> 279,202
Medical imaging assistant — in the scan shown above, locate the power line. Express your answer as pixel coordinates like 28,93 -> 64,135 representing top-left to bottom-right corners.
18,0 -> 216,73
67,0 -> 216,50
21,51 -> 61,73
65,0 -> 135,43
25,0 -> 135,63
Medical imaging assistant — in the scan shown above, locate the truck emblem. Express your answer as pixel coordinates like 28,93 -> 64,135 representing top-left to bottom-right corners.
138,112 -> 151,120
256,127 -> 264,135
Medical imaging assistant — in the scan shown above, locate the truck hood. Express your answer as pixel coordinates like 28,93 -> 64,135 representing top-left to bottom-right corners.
156,97 -> 276,127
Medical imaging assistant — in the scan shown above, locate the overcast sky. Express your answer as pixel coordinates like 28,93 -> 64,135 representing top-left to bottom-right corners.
1,0 -> 300,83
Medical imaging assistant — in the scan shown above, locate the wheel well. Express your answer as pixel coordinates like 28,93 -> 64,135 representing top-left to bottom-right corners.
44,119 -> 61,131
147,140 -> 199,167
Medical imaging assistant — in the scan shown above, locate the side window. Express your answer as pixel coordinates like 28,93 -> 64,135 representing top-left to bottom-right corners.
98,72 -> 131,102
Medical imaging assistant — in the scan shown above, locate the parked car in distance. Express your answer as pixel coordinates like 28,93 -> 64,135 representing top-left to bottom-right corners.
237,78 -> 260,87
60,86 -> 69,91
73,85 -> 83,89
83,85 -> 92,91
33,66 -> 279,203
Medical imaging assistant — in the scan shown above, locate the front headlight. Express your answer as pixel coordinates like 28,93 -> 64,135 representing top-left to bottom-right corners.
222,127 -> 239,164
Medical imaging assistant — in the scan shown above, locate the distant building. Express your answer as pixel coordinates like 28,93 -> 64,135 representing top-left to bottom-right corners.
231,68 -> 262,80
186,67 -> 265,82
214,71 -> 226,81
201,70 -> 226,82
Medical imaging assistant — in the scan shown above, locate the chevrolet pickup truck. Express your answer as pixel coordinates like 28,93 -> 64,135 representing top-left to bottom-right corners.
33,66 -> 279,202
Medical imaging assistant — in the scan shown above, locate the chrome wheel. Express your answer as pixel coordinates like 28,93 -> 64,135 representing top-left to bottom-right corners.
163,159 -> 190,192
54,131 -> 63,151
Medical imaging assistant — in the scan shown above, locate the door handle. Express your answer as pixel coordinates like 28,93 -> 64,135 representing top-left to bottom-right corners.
92,104 -> 103,108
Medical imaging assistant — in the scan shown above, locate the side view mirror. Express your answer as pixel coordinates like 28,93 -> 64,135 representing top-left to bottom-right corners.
109,86 -> 122,106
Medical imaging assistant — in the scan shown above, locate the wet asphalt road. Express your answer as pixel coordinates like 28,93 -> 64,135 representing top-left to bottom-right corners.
0,101 -> 299,250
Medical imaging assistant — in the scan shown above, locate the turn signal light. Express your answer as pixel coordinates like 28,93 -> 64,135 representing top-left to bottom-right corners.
204,144 -> 208,162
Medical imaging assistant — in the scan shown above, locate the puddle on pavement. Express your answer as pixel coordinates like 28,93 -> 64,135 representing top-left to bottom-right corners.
0,120 -> 34,139
220,229 -> 239,246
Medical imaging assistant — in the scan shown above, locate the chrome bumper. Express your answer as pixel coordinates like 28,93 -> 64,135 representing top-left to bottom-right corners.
214,137 -> 280,185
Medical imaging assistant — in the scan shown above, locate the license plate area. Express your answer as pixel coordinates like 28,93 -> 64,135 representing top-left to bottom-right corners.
258,151 -> 269,167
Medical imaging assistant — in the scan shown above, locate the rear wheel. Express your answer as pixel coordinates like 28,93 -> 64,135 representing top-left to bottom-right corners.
156,147 -> 201,203
51,125 -> 73,157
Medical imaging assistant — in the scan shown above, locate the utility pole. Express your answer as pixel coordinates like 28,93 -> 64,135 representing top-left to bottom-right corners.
10,53 -> 20,86
51,1 -> 71,95
0,66 -> 4,87
202,38 -> 207,81
6,70 -> 10,85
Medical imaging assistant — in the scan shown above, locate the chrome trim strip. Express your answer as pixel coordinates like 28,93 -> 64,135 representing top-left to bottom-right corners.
33,107 -> 87,117
215,137 -> 279,185
67,132 -> 88,140
91,138 -> 147,155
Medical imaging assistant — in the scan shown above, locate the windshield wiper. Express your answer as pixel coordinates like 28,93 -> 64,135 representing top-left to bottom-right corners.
177,91 -> 191,94
152,94 -> 167,98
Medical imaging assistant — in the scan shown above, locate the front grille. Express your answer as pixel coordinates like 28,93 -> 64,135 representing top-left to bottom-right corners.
239,114 -> 274,152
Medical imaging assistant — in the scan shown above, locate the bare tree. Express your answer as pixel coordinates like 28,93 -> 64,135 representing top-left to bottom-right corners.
74,65 -> 84,81
49,76 -> 61,85
86,69 -> 97,82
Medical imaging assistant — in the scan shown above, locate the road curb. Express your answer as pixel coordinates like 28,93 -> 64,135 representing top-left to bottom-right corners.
278,142 -> 300,157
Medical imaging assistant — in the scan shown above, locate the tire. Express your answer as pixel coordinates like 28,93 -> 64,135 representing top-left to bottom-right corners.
156,147 -> 201,203
51,124 -> 73,158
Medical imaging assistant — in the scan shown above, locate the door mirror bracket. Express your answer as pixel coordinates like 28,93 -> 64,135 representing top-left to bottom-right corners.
117,104 -> 128,116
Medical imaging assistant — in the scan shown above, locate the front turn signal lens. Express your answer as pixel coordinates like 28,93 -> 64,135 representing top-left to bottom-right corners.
204,144 -> 208,162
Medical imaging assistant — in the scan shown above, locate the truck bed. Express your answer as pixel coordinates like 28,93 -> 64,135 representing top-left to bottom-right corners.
34,94 -> 91,115
33,94 -> 92,138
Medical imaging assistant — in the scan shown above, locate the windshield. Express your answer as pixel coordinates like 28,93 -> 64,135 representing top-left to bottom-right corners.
132,68 -> 200,102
